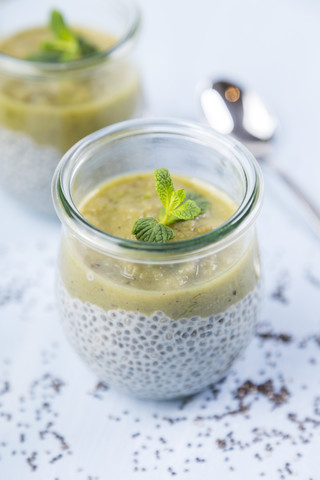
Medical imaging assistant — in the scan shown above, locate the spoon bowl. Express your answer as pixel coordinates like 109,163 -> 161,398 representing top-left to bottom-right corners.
199,79 -> 277,158
199,78 -> 320,239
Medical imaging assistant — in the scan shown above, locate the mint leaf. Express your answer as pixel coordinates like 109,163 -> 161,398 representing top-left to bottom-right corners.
155,169 -> 188,218
28,10 -> 99,62
50,10 -> 75,42
41,38 -> 78,56
132,169 -> 209,243
185,191 -> 210,214
166,199 -> 201,224
77,35 -> 99,55
132,218 -> 175,243
155,168 -> 201,225
155,168 -> 175,212
171,188 -> 186,210
158,188 -> 187,224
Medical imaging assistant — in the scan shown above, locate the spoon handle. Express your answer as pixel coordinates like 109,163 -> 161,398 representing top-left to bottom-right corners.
264,157 -> 320,238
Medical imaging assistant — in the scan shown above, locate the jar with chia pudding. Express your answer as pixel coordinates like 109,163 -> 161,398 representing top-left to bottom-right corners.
0,0 -> 143,214
52,118 -> 264,400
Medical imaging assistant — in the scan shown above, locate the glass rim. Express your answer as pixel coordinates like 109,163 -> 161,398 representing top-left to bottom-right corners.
52,118 -> 264,262
0,0 -> 140,76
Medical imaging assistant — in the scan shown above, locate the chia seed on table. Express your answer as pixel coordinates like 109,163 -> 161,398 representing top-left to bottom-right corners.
1,175 -> 320,479
256,330 -> 292,344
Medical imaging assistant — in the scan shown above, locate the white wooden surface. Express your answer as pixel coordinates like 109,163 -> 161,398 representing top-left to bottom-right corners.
1,0 -> 320,478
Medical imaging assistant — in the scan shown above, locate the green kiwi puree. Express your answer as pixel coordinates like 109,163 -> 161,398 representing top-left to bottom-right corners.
59,172 -> 260,319
0,27 -> 142,151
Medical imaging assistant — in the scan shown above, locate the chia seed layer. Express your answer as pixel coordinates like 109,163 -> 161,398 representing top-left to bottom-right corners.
57,278 -> 261,399
0,128 -> 60,214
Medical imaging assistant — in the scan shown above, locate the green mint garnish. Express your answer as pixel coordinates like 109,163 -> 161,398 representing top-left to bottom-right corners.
28,10 -> 99,62
132,168 -> 209,243
132,218 -> 175,243
184,191 -> 210,214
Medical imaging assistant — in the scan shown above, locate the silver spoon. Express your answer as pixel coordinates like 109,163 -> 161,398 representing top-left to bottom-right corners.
199,79 -> 320,238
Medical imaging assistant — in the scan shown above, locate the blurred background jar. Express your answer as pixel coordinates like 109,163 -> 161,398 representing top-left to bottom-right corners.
0,0 -> 144,214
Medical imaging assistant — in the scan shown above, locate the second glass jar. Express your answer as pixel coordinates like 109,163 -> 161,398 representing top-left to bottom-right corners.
0,0 -> 143,213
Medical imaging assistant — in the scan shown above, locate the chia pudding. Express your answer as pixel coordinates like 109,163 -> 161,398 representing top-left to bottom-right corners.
57,276 -> 261,399
0,1 -> 143,213
54,166 -> 263,399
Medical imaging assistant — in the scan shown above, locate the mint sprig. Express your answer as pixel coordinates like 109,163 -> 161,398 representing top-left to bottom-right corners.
132,218 -> 175,243
132,168 -> 209,243
184,191 -> 210,214
28,10 -> 99,62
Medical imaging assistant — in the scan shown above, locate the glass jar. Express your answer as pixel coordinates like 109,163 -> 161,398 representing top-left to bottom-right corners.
0,0 -> 143,214
52,118 -> 264,400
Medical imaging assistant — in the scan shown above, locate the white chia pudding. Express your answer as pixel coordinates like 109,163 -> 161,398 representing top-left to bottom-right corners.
57,272 -> 261,399
0,128 -> 61,213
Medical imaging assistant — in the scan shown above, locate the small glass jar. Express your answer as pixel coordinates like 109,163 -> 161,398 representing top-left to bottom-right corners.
0,0 -> 143,214
52,118 -> 263,400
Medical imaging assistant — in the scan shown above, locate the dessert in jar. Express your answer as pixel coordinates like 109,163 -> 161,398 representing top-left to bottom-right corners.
52,118 -> 264,399
0,0 -> 143,213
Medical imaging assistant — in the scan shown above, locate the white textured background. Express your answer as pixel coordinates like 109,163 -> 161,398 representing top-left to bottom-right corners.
1,0 -> 320,479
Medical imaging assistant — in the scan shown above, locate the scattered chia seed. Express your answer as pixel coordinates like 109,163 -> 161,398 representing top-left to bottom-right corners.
256,330 -> 292,343
51,378 -> 65,393
0,381 -> 10,396
271,284 -> 289,304
39,430 -> 69,451
216,439 -> 227,449
304,269 -> 320,288
89,381 -> 109,399
50,453 -> 63,464
235,380 -> 290,407
0,283 -> 25,307
26,451 -> 37,471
